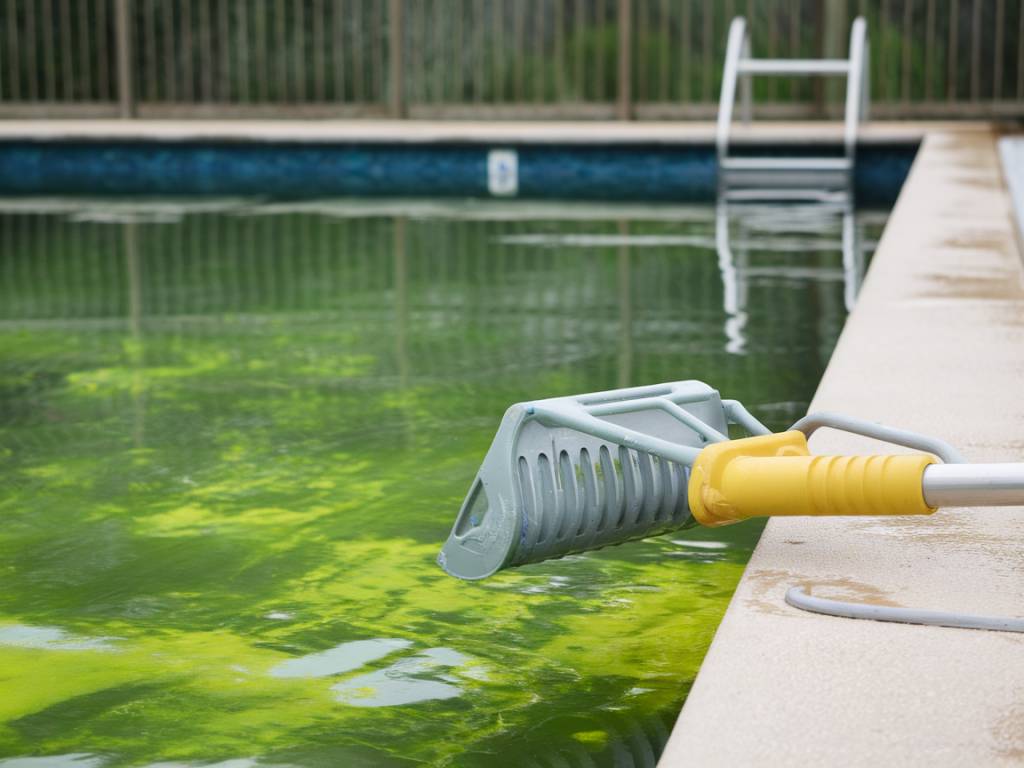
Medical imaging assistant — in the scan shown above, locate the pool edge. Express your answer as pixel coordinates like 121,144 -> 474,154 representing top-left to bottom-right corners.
660,126 -> 1024,765
0,119 -> 991,145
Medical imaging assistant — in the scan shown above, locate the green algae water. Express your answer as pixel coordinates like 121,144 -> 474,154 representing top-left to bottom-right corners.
0,199 -> 885,768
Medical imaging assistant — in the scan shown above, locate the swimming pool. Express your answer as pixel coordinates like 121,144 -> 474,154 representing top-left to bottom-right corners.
0,197 -> 885,766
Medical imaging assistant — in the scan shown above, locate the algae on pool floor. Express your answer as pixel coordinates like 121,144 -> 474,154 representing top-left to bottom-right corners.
0,200 -> 884,767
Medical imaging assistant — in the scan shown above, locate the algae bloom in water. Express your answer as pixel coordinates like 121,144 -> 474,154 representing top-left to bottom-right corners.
0,199 -> 879,766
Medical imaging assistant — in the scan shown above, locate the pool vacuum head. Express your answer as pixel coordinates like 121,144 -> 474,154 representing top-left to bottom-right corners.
439,380 -> 1024,581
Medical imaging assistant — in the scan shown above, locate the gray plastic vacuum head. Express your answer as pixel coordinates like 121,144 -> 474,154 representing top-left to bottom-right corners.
438,380 -> 769,580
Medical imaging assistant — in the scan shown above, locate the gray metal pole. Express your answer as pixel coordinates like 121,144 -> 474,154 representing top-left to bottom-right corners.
922,464 -> 1024,507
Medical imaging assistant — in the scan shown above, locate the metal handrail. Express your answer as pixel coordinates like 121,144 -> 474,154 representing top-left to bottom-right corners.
843,18 -> 870,160
716,18 -> 749,163
716,16 -> 870,179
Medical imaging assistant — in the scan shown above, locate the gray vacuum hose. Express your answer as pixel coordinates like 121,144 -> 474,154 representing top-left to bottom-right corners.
785,586 -> 1024,633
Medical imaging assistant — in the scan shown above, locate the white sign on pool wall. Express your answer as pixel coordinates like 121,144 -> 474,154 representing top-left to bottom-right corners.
487,150 -> 519,197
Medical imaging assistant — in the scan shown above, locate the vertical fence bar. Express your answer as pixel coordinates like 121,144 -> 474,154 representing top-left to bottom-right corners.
295,0 -> 307,103
352,0 -> 364,102
42,0 -> 56,100
680,0 -> 691,103
595,0 -> 605,102
25,0 -> 38,100
788,2 -> 799,103
333,0 -> 346,102
404,0 -> 416,105
617,0 -> 631,119
198,0 -> 212,101
513,1 -> 524,102
824,0 -> 847,111
314,0 -> 326,101
925,0 -> 936,101
218,0 -> 231,102
389,0 -> 404,115
969,0 -> 981,101
636,0 -> 647,102
372,0 -> 384,106
161,0 -> 175,102
432,0 -> 444,102
238,0 -> 250,103
255,0 -> 268,102
901,0 -> 912,104
180,0 -> 194,102
100,0 -> 116,101
115,0 -> 135,116
275,0 -> 287,101
5,0 -> 20,101
767,0 -> 778,102
706,0 -> 717,102
59,0 -> 73,100
473,0 -> 484,103
993,0 -> 1004,100
143,0 -> 156,101
572,0 -> 584,101
947,0 -> 959,101
533,0 -> 544,103
879,0 -> 891,102
490,0 -> 501,102
659,0 -> 669,102
555,0 -> 566,102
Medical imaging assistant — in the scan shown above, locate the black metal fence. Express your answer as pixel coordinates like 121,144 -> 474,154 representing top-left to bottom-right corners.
1,0 -> 1021,119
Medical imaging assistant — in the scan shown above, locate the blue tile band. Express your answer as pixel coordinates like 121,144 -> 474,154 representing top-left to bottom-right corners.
0,140 -> 915,205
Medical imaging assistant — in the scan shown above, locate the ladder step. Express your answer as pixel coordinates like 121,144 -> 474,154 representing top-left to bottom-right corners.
737,59 -> 851,76
722,188 -> 852,204
721,157 -> 853,172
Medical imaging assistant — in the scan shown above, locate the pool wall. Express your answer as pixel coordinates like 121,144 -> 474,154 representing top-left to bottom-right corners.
0,139 -> 914,205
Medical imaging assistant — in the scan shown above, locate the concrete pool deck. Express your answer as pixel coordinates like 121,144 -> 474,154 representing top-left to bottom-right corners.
661,127 -> 1024,765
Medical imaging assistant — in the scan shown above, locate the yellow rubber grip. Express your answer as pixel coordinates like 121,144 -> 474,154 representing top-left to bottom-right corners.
688,431 -> 937,527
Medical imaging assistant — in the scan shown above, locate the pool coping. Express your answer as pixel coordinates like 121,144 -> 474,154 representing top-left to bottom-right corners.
0,119 -> 991,145
660,126 -> 1024,765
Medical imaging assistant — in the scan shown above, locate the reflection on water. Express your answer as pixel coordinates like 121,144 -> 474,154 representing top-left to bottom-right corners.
0,757 -> 107,768
0,625 -> 120,653
716,198 -> 867,355
331,647 -> 483,708
268,638 -> 412,679
0,198 -> 885,767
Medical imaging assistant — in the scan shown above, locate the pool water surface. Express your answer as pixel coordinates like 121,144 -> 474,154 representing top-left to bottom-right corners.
0,198 -> 885,767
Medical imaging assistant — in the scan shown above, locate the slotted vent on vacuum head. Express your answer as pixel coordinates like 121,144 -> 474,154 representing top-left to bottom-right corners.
439,381 -> 730,580
511,444 -> 691,566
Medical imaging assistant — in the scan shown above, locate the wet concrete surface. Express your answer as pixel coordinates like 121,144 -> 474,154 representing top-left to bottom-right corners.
661,128 -> 1024,767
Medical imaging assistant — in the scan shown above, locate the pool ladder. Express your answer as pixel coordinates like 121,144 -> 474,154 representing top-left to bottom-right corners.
717,16 -> 870,200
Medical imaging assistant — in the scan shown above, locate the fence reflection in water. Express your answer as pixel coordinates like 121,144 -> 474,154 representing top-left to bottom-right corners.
0,198 -> 883,421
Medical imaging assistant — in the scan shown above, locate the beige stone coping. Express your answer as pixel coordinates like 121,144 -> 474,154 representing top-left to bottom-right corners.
0,119 -> 987,145
659,128 -> 1024,766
